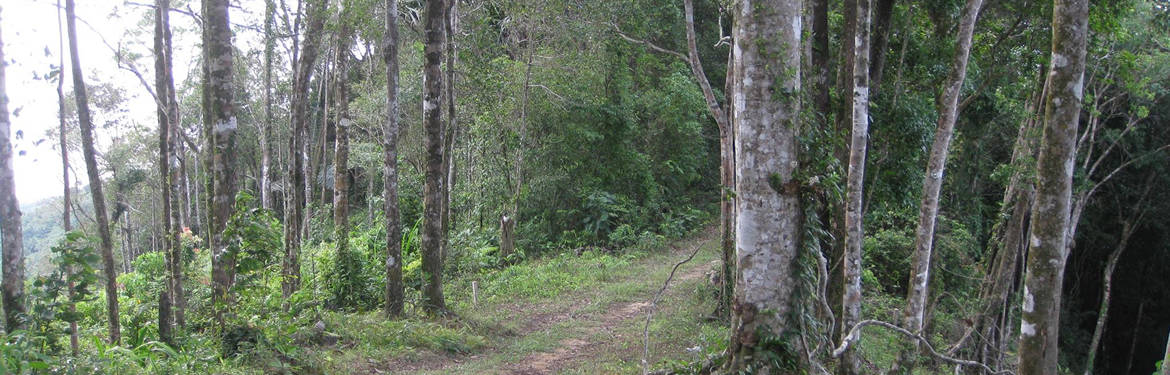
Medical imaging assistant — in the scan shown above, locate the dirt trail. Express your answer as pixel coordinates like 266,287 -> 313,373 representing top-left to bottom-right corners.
506,260 -> 709,374
370,229 -> 718,375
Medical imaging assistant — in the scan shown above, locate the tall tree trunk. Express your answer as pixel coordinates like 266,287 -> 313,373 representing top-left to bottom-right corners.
0,11 -> 27,334
840,0 -> 872,372
1083,175 -> 1152,375
332,2 -> 354,307
725,0 -> 805,371
261,0 -> 277,210
55,2 -> 79,351
1081,222 -> 1132,375
895,0 -> 982,371
810,0 -> 830,118
162,0 -> 186,327
965,69 -> 1046,374
152,0 -> 176,339
420,0 -> 447,314
868,0 -> 895,90
1018,0 -> 1088,372
65,0 -> 120,344
440,0 -> 457,263
202,0 -> 238,329
284,0 -> 326,299
383,0 -> 404,317
682,0 -> 733,317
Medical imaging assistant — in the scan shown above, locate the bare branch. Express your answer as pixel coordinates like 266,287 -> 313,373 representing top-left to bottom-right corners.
833,320 -> 1014,375
641,238 -> 711,375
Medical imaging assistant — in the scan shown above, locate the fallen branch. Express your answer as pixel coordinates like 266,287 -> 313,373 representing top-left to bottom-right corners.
832,319 -> 1014,375
642,238 -> 713,375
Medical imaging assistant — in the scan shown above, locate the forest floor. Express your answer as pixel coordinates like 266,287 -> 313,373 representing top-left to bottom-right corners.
318,227 -> 726,375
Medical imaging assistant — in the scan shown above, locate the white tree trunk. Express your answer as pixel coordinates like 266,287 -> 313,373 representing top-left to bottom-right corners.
1018,0 -> 1088,373
895,0 -> 983,371
725,0 -> 806,371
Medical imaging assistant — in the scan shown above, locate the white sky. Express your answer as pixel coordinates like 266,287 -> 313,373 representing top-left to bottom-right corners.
3,0 -> 269,205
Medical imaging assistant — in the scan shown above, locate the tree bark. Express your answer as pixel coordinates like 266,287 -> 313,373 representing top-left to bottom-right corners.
682,0 -> 733,317
725,0 -> 805,371
0,11 -> 27,334
869,0 -> 895,91
65,0 -> 121,343
840,0 -> 871,372
332,2 -> 354,307
261,0 -> 277,210
383,0 -> 405,317
202,0 -> 238,329
440,0 -> 457,263
1018,0 -> 1088,372
284,0 -> 326,299
420,0 -> 447,314
54,2 -> 79,351
163,0 -> 186,327
895,0 -> 982,371
152,0 -> 176,339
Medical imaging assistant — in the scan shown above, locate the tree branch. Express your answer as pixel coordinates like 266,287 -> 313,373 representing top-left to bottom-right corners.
832,319 -> 1014,375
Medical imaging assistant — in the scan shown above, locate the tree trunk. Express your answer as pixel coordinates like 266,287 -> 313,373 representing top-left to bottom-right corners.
725,0 -> 805,371
202,0 -> 239,329
840,0 -> 872,372
681,0 -> 733,317
1081,222 -> 1132,375
1018,0 -> 1088,372
499,215 -> 514,259
383,0 -> 404,317
332,4 -> 354,307
284,0 -> 326,299
65,0 -> 121,344
440,0 -> 457,263
153,0 -> 177,338
869,0 -> 895,91
0,12 -> 27,334
163,0 -> 186,327
54,2 -> 79,350
261,0 -> 276,210
420,0 -> 448,314
895,0 -> 982,371
1084,175 -> 1152,375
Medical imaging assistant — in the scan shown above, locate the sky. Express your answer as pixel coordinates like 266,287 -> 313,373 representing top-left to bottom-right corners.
3,0 -> 268,205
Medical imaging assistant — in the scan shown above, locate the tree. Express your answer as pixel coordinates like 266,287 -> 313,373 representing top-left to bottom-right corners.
1018,0 -> 1088,372
840,0 -> 872,372
724,0 -> 805,371
0,8 -> 27,334
683,0 -> 734,317
261,0 -> 277,211
54,1 -> 80,352
383,0 -> 404,318
202,0 -> 239,327
65,0 -> 120,344
284,0 -> 327,299
1082,174 -> 1154,375
895,0 -> 983,371
420,0 -> 447,314
153,0 -> 180,336
331,0 -> 356,308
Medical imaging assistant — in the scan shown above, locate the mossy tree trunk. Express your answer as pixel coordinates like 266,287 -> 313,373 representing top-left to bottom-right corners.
65,0 -> 120,343
1018,0 -> 1088,372
421,0 -> 448,314
725,0 -> 806,371
383,0 -> 405,317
